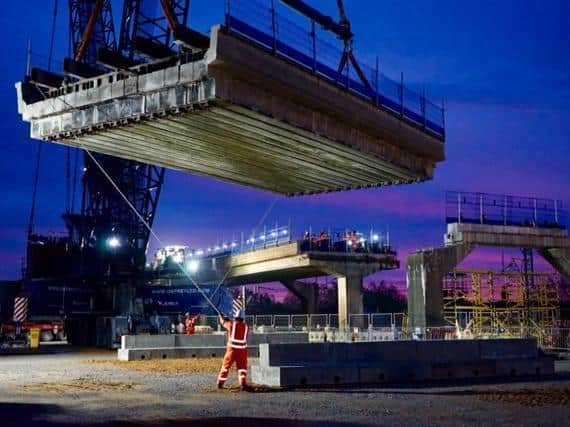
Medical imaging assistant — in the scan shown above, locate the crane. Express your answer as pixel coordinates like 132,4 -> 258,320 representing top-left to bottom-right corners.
281,0 -> 371,89
24,0 -> 208,280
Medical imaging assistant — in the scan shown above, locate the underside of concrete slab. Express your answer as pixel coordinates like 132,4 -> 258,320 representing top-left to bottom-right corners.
16,27 -> 445,196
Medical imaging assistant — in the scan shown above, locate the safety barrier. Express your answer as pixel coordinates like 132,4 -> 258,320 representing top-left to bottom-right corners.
225,0 -> 445,138
445,191 -> 565,229
200,313 -> 570,351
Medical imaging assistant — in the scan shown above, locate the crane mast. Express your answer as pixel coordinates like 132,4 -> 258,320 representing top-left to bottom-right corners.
65,0 -> 170,277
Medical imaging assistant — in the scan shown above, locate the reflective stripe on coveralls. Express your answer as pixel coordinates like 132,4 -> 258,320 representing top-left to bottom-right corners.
230,322 -> 248,349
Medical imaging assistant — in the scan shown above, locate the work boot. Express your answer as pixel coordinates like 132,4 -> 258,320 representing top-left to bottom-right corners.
217,383 -> 225,390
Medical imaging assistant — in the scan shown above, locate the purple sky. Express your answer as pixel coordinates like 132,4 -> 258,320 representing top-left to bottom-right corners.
0,0 -> 569,281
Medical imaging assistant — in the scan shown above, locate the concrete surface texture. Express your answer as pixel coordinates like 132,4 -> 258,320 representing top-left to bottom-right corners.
117,332 -> 310,361
444,223 -> 570,249
251,340 -> 554,388
16,27 -> 444,196
407,223 -> 570,327
406,244 -> 474,328
0,351 -> 569,426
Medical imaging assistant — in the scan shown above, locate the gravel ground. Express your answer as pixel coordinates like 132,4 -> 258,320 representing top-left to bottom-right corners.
1,350 -> 570,426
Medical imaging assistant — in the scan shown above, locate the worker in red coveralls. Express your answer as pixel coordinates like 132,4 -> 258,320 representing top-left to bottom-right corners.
184,313 -> 200,336
217,310 -> 249,390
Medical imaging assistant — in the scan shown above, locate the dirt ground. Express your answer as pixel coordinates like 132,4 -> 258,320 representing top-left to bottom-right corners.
474,387 -> 570,407
83,357 -> 229,375
14,380 -> 142,395
1,351 -> 570,427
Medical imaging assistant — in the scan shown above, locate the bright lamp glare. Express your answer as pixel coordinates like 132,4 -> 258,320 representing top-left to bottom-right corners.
107,236 -> 121,248
373,234 -> 380,242
187,260 -> 200,273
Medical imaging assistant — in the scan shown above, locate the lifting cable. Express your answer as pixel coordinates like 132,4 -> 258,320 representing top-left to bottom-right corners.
84,148 -> 282,317
48,0 -> 59,71
209,195 -> 280,301
84,149 -> 225,316
27,0 -> 59,238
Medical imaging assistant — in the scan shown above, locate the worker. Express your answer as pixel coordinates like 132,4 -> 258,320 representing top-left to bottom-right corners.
185,312 -> 200,336
217,311 -> 249,390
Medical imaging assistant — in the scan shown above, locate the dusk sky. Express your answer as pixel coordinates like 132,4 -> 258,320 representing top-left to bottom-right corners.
0,0 -> 568,282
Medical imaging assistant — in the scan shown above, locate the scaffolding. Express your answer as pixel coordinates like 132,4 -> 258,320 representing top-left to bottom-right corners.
444,269 -> 560,338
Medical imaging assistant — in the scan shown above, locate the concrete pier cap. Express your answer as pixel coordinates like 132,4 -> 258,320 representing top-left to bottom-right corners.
188,242 -> 399,331
407,222 -> 570,328
16,25 -> 445,197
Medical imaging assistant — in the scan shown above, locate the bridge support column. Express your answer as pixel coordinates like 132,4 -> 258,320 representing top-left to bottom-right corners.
282,280 -> 319,314
539,248 -> 570,279
407,244 -> 474,329
337,274 -> 364,331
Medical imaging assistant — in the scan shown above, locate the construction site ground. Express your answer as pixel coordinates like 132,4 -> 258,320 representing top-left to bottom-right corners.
1,349 -> 570,426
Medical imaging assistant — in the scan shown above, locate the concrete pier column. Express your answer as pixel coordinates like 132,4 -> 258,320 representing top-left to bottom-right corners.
337,275 -> 364,331
539,248 -> 570,279
407,245 -> 474,328
282,280 -> 320,314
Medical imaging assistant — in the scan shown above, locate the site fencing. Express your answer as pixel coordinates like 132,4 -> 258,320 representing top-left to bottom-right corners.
200,313 -> 570,352
225,0 -> 445,138
445,191 -> 566,229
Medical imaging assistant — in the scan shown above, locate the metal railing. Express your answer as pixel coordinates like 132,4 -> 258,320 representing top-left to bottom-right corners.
446,191 -> 566,229
200,313 -> 570,351
225,0 -> 445,138
203,313 -> 406,331
189,224 -> 395,262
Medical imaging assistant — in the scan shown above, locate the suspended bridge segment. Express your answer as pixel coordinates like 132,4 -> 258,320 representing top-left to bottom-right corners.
16,4 -> 445,196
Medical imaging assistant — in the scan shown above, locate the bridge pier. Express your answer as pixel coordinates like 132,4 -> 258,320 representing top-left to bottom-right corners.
337,274 -> 364,331
282,280 -> 319,314
539,248 -> 570,279
407,223 -> 570,328
406,245 -> 474,328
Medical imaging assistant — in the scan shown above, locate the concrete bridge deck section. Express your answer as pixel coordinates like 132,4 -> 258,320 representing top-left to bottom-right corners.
407,223 -> 570,328
251,339 -> 553,387
191,242 -> 399,329
16,26 -> 445,196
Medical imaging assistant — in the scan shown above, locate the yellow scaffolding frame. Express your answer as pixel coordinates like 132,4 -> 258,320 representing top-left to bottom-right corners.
444,269 -> 560,338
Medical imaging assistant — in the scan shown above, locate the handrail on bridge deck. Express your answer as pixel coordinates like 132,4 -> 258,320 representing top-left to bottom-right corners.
225,0 -> 446,139
446,191 -> 566,230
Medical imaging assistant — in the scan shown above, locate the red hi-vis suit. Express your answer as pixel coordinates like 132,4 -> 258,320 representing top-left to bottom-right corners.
185,315 -> 200,336
217,316 -> 249,387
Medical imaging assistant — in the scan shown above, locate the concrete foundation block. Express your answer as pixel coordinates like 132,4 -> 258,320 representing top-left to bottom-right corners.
252,339 -> 553,387
117,346 -> 259,361
415,340 -> 479,362
358,366 -> 388,383
121,334 -> 176,349
479,339 -> 536,360
121,333 -> 309,351
495,357 -> 554,377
